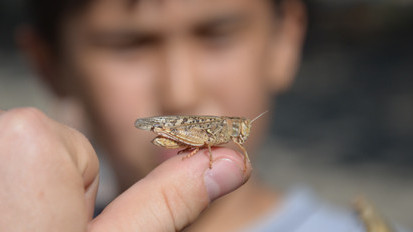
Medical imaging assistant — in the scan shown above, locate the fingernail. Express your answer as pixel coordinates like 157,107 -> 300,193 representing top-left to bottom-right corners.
203,158 -> 244,201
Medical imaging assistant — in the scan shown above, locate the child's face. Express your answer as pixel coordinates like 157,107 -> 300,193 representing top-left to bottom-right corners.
50,0 -> 300,180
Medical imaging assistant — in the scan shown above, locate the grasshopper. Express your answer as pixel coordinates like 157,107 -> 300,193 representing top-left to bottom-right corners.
135,111 -> 268,170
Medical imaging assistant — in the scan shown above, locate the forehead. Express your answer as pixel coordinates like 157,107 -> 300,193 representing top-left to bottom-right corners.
81,0 -> 271,30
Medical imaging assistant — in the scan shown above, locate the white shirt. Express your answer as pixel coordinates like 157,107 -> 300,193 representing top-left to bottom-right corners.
242,187 -> 409,232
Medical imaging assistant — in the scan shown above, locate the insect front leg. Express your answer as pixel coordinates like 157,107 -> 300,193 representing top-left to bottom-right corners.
207,144 -> 213,169
232,139 -> 250,172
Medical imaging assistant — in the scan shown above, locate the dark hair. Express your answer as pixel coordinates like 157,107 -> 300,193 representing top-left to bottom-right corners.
27,0 -> 90,48
28,0 -> 283,48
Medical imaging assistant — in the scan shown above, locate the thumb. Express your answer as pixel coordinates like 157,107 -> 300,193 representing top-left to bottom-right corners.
88,147 -> 251,232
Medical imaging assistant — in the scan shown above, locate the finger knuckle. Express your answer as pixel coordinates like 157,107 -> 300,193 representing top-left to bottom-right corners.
3,107 -> 49,136
0,108 -> 62,161
0,108 -> 59,170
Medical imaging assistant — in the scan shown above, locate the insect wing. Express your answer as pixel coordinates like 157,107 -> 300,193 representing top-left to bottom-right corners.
152,117 -> 225,146
135,116 -> 184,130
135,115 -> 223,130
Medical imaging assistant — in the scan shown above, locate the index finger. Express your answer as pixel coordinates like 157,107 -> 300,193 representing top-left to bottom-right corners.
89,147 -> 251,232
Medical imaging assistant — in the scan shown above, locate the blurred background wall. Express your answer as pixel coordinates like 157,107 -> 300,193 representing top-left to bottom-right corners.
1,0 -> 412,228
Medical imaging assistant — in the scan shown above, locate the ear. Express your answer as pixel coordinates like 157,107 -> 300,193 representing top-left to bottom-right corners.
16,25 -> 68,98
266,0 -> 307,93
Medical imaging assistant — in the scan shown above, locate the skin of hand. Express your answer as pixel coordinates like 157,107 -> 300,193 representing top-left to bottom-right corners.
0,108 -> 251,232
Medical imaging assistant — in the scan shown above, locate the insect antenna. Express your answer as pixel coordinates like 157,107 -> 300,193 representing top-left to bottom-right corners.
250,110 -> 269,124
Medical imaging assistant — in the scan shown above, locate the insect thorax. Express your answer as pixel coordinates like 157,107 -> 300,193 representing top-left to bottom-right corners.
226,118 -> 250,144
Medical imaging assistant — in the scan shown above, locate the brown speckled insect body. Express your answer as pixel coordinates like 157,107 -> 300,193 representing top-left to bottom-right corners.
135,111 -> 267,170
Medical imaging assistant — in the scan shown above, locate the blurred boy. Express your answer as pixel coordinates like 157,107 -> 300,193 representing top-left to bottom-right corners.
0,0 -> 405,231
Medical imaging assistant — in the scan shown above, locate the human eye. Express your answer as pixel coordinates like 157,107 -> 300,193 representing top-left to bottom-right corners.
90,30 -> 159,56
106,36 -> 157,53
197,25 -> 238,47
195,14 -> 247,49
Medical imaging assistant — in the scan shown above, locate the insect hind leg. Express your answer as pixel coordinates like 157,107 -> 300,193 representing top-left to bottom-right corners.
181,147 -> 200,160
152,136 -> 183,149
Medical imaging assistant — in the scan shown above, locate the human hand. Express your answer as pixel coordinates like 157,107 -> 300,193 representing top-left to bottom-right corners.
0,108 -> 252,232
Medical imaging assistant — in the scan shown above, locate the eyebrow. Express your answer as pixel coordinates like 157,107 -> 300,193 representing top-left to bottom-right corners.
85,11 -> 250,44
194,13 -> 249,32
86,27 -> 159,44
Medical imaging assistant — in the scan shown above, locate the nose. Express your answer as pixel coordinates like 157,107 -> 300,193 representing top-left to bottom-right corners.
159,41 -> 201,114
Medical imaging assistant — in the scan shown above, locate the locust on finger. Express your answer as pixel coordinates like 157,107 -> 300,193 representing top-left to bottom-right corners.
134,111 -> 268,171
